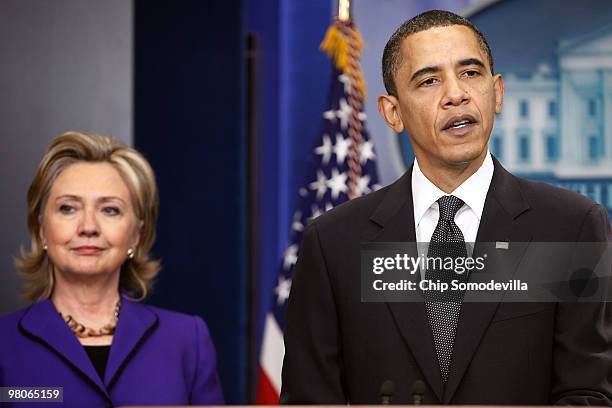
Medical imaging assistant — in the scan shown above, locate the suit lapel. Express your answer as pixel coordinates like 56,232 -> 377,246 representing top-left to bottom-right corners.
19,300 -> 109,397
368,168 -> 445,401
443,157 -> 532,403
104,297 -> 158,388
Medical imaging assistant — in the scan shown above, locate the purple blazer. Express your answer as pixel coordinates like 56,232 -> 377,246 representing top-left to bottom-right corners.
0,298 -> 224,407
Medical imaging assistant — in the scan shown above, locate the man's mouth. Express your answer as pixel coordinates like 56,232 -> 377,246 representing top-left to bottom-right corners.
442,115 -> 478,131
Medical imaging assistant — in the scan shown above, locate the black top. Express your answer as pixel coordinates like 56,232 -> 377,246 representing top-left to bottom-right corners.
83,345 -> 111,381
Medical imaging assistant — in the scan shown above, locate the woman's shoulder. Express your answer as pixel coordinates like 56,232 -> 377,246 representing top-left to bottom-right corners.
126,301 -> 217,360
129,301 -> 213,338
0,304 -> 33,328
128,303 -> 223,403
0,307 -> 21,327
0,304 -> 39,347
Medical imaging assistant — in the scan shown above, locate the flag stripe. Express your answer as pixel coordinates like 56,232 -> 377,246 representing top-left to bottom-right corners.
259,313 -> 285,394
256,368 -> 280,404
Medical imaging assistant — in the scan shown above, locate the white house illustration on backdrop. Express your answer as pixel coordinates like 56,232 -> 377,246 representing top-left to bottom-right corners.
490,25 -> 612,214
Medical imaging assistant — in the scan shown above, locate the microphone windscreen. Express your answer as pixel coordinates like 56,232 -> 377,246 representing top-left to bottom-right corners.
412,380 -> 426,395
380,379 -> 395,397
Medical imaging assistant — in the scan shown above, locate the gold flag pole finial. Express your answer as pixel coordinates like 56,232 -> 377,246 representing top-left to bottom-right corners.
338,0 -> 350,22
321,0 -> 365,98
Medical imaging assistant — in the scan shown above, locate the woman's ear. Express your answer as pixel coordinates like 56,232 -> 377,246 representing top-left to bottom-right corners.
39,217 -> 46,246
131,220 -> 142,250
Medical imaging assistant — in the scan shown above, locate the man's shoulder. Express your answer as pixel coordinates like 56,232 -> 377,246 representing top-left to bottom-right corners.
312,183 -> 393,229
490,156 -> 603,221
514,175 -> 601,216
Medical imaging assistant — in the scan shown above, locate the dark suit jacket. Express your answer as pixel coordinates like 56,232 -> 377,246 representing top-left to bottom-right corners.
281,156 -> 612,405
0,297 -> 224,407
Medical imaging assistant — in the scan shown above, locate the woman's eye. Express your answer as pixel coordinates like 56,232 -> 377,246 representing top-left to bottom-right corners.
102,207 -> 121,216
59,204 -> 75,214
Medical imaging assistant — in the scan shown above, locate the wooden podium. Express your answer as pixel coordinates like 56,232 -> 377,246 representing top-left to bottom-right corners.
125,406 -> 564,408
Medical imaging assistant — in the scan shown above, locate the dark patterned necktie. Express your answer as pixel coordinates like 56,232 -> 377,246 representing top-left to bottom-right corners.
424,195 -> 469,384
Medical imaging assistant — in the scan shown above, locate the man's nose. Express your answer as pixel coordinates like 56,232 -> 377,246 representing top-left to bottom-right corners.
78,207 -> 100,237
441,76 -> 470,108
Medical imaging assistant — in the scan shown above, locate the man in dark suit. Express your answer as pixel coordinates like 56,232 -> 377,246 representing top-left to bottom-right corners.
281,10 -> 612,405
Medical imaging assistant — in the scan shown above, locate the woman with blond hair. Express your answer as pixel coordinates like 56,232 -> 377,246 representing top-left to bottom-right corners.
0,132 -> 224,406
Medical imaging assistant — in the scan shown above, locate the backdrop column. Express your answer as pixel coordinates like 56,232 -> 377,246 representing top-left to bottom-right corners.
134,0 -> 247,403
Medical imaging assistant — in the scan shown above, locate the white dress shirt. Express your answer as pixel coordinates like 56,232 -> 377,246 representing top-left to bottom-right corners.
412,152 -> 494,260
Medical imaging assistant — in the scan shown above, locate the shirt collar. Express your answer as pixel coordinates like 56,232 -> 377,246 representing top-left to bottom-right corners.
452,151 -> 494,221
412,159 -> 446,229
411,151 -> 494,228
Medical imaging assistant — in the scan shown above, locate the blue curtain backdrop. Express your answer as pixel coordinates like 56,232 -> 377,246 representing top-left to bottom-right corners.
245,0 -> 332,399
134,0 -> 247,403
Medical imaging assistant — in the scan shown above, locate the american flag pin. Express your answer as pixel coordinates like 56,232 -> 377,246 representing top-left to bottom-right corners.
496,241 -> 509,250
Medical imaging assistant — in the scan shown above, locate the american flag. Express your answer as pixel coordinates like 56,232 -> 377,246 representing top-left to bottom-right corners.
256,20 -> 380,404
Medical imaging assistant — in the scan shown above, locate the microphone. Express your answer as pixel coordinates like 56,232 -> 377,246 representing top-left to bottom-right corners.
379,380 -> 395,405
411,380 -> 426,405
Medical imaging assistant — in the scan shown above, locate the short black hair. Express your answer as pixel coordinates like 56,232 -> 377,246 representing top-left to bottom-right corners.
382,10 -> 494,96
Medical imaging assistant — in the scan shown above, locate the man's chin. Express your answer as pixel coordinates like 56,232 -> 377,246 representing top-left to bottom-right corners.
440,147 -> 488,169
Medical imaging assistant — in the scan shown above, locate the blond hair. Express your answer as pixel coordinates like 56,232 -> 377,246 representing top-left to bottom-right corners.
16,131 -> 160,301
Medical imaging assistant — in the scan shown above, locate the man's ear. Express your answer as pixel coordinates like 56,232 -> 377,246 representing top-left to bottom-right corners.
377,94 -> 405,133
493,73 -> 504,114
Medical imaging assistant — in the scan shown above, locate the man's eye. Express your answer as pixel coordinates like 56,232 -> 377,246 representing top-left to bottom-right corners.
102,207 -> 121,216
420,77 -> 438,86
59,204 -> 75,214
463,70 -> 479,78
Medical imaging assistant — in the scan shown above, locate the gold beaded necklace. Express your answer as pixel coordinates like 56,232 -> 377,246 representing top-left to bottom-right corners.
59,300 -> 121,338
